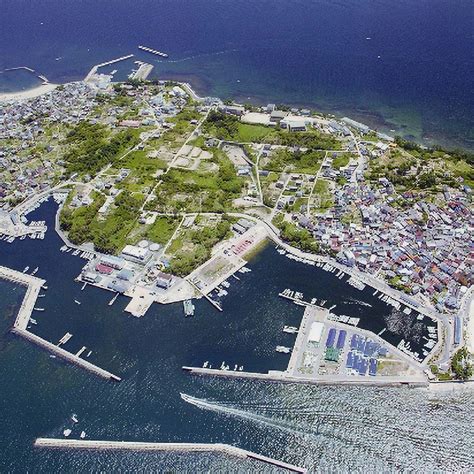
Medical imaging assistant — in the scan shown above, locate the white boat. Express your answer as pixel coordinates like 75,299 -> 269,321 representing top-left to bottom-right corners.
80,431 -> 86,439
74,300 -> 81,305
63,429 -> 72,437
23,266 -> 30,273
283,325 -> 298,334
276,346 -> 291,354
71,414 -> 78,423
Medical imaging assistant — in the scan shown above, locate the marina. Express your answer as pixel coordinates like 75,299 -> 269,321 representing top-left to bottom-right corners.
183,303 -> 431,387
0,199 -> 468,472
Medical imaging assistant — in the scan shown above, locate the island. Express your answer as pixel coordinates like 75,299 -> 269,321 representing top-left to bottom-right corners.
1,56 -> 473,389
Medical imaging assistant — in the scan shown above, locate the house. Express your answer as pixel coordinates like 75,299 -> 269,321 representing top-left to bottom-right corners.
281,118 -> 307,132
220,105 -> 245,116
270,110 -> 287,123
156,271 -> 173,289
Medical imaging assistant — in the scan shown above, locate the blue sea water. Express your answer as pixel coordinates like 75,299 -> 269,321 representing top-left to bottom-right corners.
0,200 -> 473,472
1,0 -> 473,148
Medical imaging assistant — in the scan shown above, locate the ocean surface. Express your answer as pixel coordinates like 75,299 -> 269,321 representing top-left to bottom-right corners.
1,0 -> 473,149
0,199 -> 473,472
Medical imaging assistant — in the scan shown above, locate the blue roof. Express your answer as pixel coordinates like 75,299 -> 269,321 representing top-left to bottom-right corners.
369,358 -> 377,376
346,352 -> 354,368
326,328 -> 336,348
336,330 -> 346,349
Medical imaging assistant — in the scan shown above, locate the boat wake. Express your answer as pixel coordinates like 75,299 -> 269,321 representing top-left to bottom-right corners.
345,298 -> 372,308
180,393 -> 316,437
154,49 -> 238,64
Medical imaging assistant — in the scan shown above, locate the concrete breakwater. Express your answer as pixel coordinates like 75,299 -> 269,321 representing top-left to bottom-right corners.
182,367 -> 428,388
0,265 -> 45,330
0,265 -> 120,382
33,438 -> 307,473
12,328 -> 121,381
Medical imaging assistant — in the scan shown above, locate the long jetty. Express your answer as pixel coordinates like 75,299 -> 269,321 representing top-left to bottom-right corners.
33,439 -> 307,473
11,328 -> 121,381
0,265 -> 121,382
182,366 -> 428,387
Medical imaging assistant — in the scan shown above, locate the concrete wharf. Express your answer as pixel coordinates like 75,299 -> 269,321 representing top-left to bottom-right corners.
186,279 -> 223,312
84,54 -> 134,82
129,62 -> 154,81
0,265 -> 45,330
33,438 -> 307,473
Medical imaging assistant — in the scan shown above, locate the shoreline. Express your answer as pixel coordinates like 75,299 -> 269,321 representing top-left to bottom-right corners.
0,83 -> 58,102
1,68 -> 471,151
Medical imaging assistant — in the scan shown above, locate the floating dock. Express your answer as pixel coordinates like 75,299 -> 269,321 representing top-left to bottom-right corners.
33,438 -> 307,473
138,45 -> 168,58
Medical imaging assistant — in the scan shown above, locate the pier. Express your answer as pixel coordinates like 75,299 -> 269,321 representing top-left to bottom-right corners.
12,328 -> 121,381
33,438 -> 307,473
187,279 -> 223,312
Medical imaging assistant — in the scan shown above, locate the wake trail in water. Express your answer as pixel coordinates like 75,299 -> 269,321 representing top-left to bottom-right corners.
344,297 -> 372,307
181,392 -> 318,438
154,49 -> 239,64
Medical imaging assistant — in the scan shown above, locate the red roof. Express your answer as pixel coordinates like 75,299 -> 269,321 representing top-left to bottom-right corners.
95,263 -> 113,275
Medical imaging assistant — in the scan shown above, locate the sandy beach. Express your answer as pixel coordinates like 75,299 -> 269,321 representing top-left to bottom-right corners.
0,83 -> 58,102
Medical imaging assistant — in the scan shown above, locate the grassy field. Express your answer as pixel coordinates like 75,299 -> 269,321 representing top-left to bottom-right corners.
265,148 -> 324,174
236,123 -> 273,142
312,179 -> 333,212
145,216 -> 181,245
332,153 -> 351,169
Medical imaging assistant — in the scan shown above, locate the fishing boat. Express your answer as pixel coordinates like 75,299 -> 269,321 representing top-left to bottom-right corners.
63,429 -> 72,437
276,346 -> 291,354
183,299 -> 195,317
71,414 -> 79,423
283,325 -> 298,334
23,266 -> 29,273
80,431 -> 86,439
